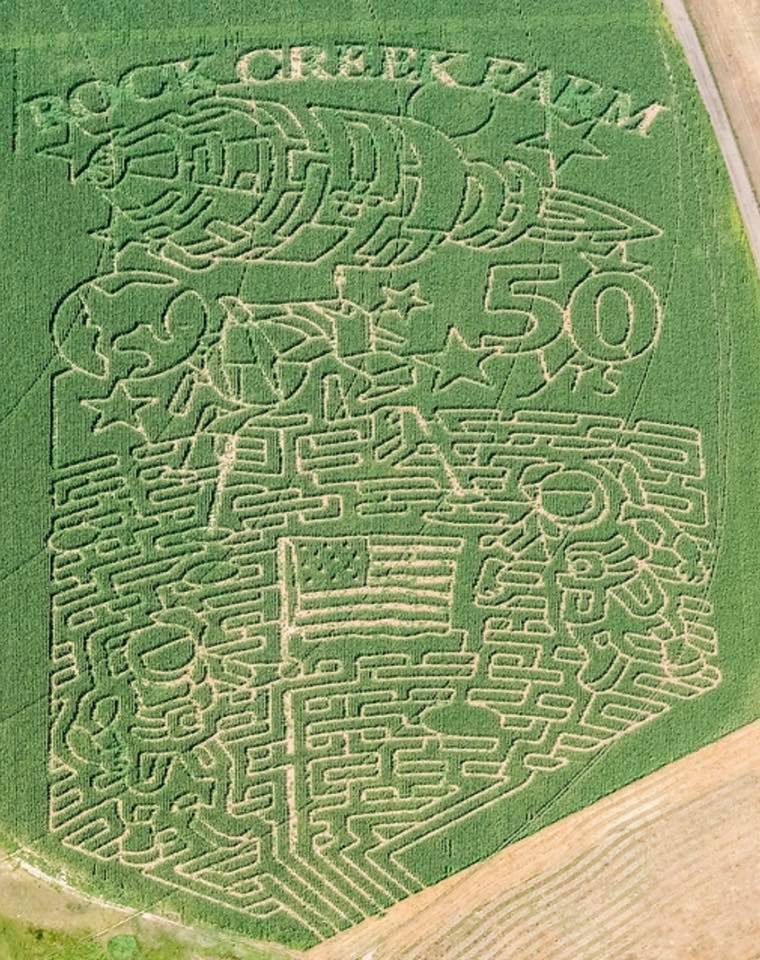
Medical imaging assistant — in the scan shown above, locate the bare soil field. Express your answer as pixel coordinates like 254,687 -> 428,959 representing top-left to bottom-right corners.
685,0 -> 760,201
5,720 -> 758,959
0,0 -> 760,960
306,720 -> 760,960
664,0 -> 760,266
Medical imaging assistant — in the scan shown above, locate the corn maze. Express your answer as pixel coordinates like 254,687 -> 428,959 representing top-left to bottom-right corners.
1,1 -> 759,949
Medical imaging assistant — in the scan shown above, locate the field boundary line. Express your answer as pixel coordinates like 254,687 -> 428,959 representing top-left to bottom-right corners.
662,0 -> 760,270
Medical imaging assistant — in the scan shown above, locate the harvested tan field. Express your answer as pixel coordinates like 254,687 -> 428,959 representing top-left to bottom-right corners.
664,0 -> 760,267
4,721 -> 759,958
685,0 -> 760,201
1,4 -> 759,958
306,720 -> 760,960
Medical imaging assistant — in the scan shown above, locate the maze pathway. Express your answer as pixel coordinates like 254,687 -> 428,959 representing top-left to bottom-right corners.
1,0 -> 759,948
306,719 -> 760,960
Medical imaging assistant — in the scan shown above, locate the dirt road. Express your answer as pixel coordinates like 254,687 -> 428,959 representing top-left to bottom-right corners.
683,0 -> 760,200
664,0 -> 760,269
3,6 -> 760,955
0,852 -> 302,960
5,726 -> 759,959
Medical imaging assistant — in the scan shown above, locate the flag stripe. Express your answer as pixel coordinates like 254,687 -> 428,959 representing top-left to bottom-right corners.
286,537 -> 462,639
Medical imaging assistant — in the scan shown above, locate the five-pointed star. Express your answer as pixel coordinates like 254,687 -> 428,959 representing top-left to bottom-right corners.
44,123 -> 111,182
581,242 -> 649,274
421,327 -> 494,391
519,111 -> 605,173
90,207 -> 146,251
380,282 -> 429,319
82,382 -> 152,434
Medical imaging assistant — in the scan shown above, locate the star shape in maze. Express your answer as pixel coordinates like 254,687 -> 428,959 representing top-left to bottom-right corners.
81,382 -> 153,434
376,282 -> 431,348
294,537 -> 369,591
90,207 -> 148,251
519,110 -> 605,172
419,326 -> 495,391
380,282 -> 429,319
581,242 -> 649,274
42,121 -> 110,181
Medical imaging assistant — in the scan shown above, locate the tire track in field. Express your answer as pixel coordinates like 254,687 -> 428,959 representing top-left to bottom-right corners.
662,0 -> 760,271
306,720 -> 760,960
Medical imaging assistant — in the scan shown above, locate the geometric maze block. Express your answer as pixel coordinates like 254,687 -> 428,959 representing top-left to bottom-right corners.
49,410 -> 719,939
26,43 -> 723,944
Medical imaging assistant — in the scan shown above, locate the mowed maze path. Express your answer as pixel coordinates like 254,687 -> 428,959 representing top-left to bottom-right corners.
305,720 -> 760,960
304,6 -> 760,956
4,720 -> 759,958
304,7 -> 760,955
2,1 -> 760,956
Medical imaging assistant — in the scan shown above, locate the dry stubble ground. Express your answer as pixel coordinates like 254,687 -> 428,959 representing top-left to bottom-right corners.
3,2 -> 760,957
684,0 -> 760,202
3,720 -> 760,959
302,720 -> 760,960
307,5 -> 760,953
